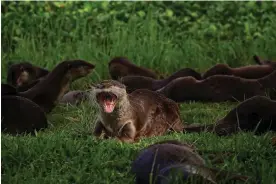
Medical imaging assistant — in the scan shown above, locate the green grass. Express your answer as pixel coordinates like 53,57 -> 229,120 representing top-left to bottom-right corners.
1,16 -> 276,184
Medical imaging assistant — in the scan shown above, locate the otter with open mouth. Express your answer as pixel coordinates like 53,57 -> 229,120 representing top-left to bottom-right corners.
90,80 -> 184,143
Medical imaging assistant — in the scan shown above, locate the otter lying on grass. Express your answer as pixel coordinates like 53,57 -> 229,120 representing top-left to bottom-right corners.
89,80 -> 184,143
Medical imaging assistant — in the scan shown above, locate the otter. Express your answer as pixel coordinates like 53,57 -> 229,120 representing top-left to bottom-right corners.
89,80 -> 184,143
60,90 -> 89,105
6,61 -> 49,88
120,68 -> 202,93
1,95 -> 48,135
183,96 -> 276,136
202,62 -> 276,79
108,57 -> 159,80
257,70 -> 276,99
253,55 -> 276,66
4,59 -> 95,113
157,75 -> 265,103
1,83 -> 17,96
131,140 -> 249,184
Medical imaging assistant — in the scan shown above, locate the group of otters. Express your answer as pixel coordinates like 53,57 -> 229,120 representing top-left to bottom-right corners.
1,55 -> 276,184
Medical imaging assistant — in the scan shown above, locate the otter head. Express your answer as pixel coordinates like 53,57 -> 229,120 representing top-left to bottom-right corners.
91,80 -> 127,113
63,60 -> 95,80
7,62 -> 37,87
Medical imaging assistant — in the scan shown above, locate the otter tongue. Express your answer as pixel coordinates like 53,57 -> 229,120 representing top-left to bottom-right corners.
104,100 -> 115,113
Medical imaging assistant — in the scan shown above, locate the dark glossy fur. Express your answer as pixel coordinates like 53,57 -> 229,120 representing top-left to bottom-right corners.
158,75 -> 265,103
91,80 -> 184,143
4,60 -> 95,113
1,95 -> 48,135
184,96 -> 276,136
131,140 -> 249,184
120,68 -> 202,93
7,61 -> 49,88
1,84 -> 17,96
108,57 -> 159,80
202,62 -> 276,79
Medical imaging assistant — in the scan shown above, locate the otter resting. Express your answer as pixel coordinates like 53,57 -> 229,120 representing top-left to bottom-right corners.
157,75 -> 265,103
60,90 -> 89,105
131,140 -> 249,184
202,61 -> 276,79
89,80 -> 184,143
108,57 -> 159,80
120,68 -> 202,93
1,95 -> 48,135
4,59 -> 95,113
184,96 -> 276,136
6,61 -> 49,88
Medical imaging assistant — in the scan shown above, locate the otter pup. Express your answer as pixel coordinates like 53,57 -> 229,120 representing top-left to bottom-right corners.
1,95 -> 48,135
4,60 -> 95,113
120,68 -> 202,93
253,55 -> 276,66
60,90 -> 89,105
202,62 -> 276,79
184,96 -> 276,136
89,80 -> 184,143
108,57 -> 159,80
7,61 -> 49,88
157,75 -> 265,103
131,140 -> 249,184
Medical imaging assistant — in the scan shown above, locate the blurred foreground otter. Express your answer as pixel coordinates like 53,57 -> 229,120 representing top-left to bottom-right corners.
202,56 -> 276,79
158,70 -> 276,103
1,95 -> 48,135
89,80 -> 184,143
3,59 -> 95,113
131,140 -> 249,184
108,57 -> 159,80
184,96 -> 276,136
120,68 -> 202,93
7,61 -> 49,89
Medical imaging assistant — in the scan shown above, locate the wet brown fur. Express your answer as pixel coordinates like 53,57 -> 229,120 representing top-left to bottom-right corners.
184,96 -> 276,136
158,75 -> 265,103
7,61 -> 49,88
131,141 -> 249,184
108,57 -> 159,80
202,62 -> 276,79
91,80 -> 184,143
5,60 -> 95,113
120,68 -> 202,93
